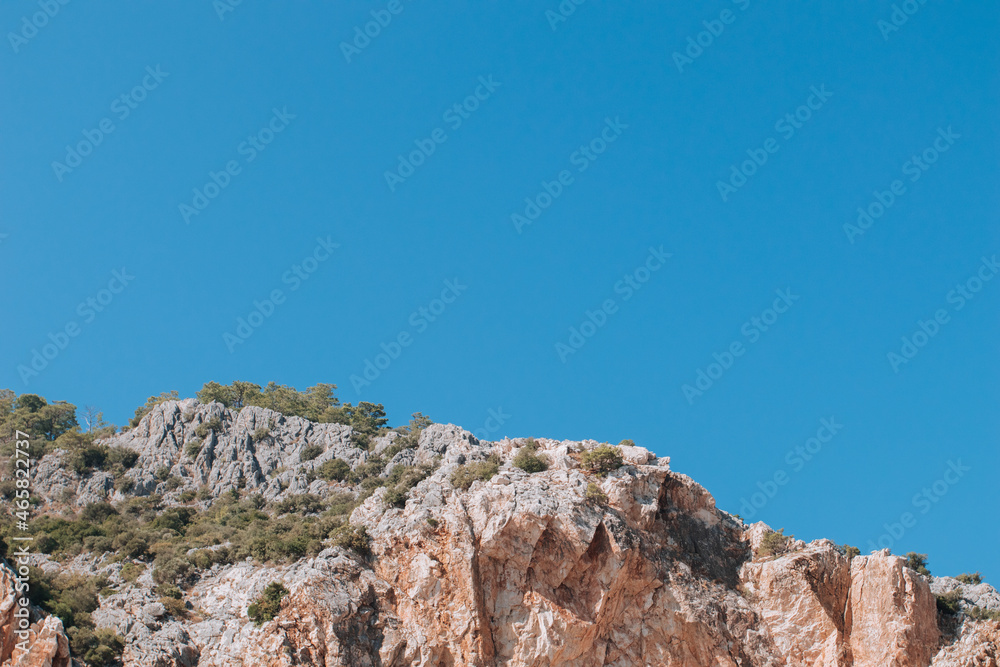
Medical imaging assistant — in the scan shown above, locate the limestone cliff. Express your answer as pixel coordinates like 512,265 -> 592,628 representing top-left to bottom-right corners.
7,401 -> 999,665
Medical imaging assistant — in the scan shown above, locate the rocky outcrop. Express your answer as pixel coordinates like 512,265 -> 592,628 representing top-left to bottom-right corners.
0,562 -> 71,667
32,400 -> 366,506
931,619 -> 1000,666
10,405 -> 1000,665
848,551 -> 940,667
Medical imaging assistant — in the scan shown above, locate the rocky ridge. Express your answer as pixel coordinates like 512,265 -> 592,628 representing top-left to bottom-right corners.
6,400 -> 1000,666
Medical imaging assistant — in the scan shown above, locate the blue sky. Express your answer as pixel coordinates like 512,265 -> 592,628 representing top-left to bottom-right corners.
2,1 -> 997,579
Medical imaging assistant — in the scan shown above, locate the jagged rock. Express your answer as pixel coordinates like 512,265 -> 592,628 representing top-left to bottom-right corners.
10,408 -> 1000,666
931,619 -> 1000,666
0,562 -> 71,667
931,576 -> 1000,612
849,550 -> 940,667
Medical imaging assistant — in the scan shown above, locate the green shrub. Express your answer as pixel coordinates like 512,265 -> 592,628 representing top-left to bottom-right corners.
331,524 -> 371,556
326,492 -> 357,517
936,589 -> 962,614
178,490 -> 196,503
905,552 -> 931,577
165,476 -> 183,491
81,501 -> 118,523
383,463 -> 435,509
758,529 -> 790,557
273,494 -> 324,515
348,456 -> 386,484
315,458 -> 351,482
300,444 -> 323,461
585,482 -> 608,504
618,439 -> 635,447
426,517 -> 439,528
68,627 -> 124,667
185,439 -> 203,458
451,457 -> 499,490
115,477 -> 135,493
580,444 -> 623,476
152,557 -> 190,586
956,572 -> 983,585
105,448 -> 138,469
67,446 -> 108,474
513,440 -> 548,473
194,418 -> 222,438
121,562 -> 143,583
968,606 -> 1000,621
843,545 -> 861,560
247,582 -> 289,625
156,584 -> 183,599
160,596 -> 188,618
25,569 -> 122,666
392,412 -> 432,449
252,427 -> 270,443
154,466 -> 171,481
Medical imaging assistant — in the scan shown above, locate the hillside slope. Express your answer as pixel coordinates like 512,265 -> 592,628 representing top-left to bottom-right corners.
2,399 -> 998,666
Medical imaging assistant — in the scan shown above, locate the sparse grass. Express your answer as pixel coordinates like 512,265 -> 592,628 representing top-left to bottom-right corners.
160,596 -> 188,619
585,482 -> 608,504
247,582 -> 288,625
451,456 -> 500,490
968,606 -> 1000,621
383,463 -> 436,508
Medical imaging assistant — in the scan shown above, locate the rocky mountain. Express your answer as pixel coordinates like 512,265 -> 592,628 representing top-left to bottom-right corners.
2,399 -> 998,666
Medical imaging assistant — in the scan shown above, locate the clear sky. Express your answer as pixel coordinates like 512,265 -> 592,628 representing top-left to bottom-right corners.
2,1 -> 997,580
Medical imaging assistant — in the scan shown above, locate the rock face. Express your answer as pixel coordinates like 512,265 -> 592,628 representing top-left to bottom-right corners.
0,562 -> 71,667
32,400 -> 364,506
8,401 -> 1000,665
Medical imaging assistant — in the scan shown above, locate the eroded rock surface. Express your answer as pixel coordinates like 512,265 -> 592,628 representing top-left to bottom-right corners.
8,404 -> 1000,665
